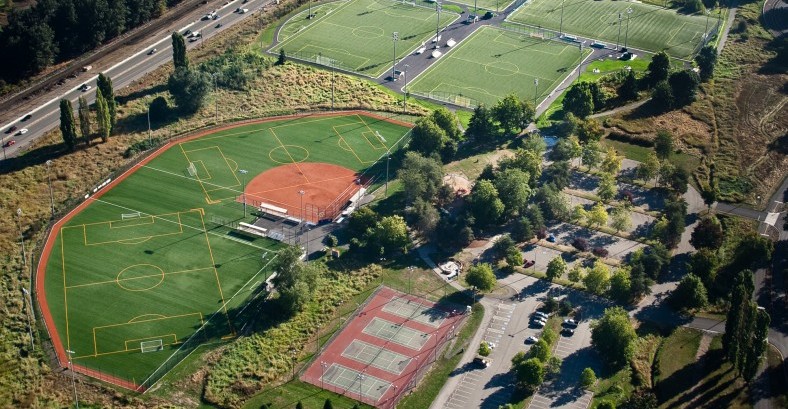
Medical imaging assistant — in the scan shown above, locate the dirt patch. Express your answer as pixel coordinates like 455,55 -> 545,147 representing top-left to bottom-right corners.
443,172 -> 472,195
467,239 -> 489,249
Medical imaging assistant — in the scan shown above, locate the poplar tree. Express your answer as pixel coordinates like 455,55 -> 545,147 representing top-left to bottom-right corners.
78,96 -> 91,144
95,88 -> 112,142
59,99 -> 78,150
97,73 -> 117,128
172,32 -> 189,69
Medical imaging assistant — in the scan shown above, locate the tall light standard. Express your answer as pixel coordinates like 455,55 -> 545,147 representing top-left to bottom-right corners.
473,0 -> 478,19
147,99 -> 152,144
435,1 -> 442,49
331,64 -> 335,110
704,9 -> 711,38
624,7 -> 633,49
357,372 -> 365,400
407,266 -> 415,294
15,208 -> 27,274
66,349 -> 79,409
22,287 -> 34,348
238,169 -> 248,218
298,190 -> 305,227
211,73 -> 219,124
616,12 -> 622,51
559,0 -> 565,36
392,32 -> 399,81
533,78 -> 539,106
320,361 -> 328,389
403,64 -> 409,113
45,160 -> 55,219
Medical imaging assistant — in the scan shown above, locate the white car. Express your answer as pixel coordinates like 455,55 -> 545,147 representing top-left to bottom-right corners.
525,336 -> 539,344
563,318 -> 578,327
535,311 -> 550,319
532,320 -> 545,328
17,128 -> 28,135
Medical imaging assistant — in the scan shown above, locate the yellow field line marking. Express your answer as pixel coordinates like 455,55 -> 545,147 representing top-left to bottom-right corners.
355,114 -> 390,151
83,231 -> 182,247
268,128 -> 311,184
217,146 -> 242,186
109,216 -> 155,229
197,211 -> 236,336
179,143 -> 213,203
124,334 -> 178,351
194,160 -> 213,181
92,312 -> 203,330
332,126 -> 375,165
66,267 -> 215,289
246,174 -> 357,198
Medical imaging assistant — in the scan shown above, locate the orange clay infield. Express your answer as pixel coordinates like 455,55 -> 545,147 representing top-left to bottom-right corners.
239,162 -> 361,223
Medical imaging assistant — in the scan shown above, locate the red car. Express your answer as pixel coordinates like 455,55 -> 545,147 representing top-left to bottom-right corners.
3,139 -> 16,148
523,259 -> 535,268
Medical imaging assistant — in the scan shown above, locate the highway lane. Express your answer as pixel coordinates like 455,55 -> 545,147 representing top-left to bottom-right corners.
0,0 -> 269,161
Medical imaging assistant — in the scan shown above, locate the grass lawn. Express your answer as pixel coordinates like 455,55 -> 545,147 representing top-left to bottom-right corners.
41,113 -> 411,389
450,0 -> 517,12
654,327 -> 702,397
507,0 -> 716,59
408,26 -> 589,107
602,138 -> 700,173
272,0 -> 458,77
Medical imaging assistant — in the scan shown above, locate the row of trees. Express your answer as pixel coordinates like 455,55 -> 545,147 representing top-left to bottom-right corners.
722,270 -> 771,382
465,94 -> 535,141
59,73 -> 117,149
511,326 -> 561,390
0,0 -> 182,82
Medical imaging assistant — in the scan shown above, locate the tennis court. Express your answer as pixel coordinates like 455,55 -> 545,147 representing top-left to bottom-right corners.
342,340 -> 411,374
321,364 -> 392,401
382,296 -> 446,328
362,317 -> 431,350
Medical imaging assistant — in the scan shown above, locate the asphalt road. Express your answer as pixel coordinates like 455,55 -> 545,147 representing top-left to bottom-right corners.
0,0 -> 270,161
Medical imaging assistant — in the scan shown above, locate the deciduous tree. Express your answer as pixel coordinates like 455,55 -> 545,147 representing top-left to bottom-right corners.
591,306 -> 636,369
168,67 -> 211,114
494,94 -> 534,135
466,263 -> 496,291
646,51 -> 670,86
465,104 -> 497,141
690,216 -> 724,250
493,168 -> 532,218
597,173 -> 618,203
546,256 -> 566,281
582,140 -> 603,170
669,273 -> 708,311
580,367 -> 596,389
695,45 -> 717,82
588,202 -> 608,228
397,152 -> 443,204
654,130 -> 674,160
584,260 -> 610,295
563,82 -> 594,118
468,180 -> 504,227
611,207 -> 632,233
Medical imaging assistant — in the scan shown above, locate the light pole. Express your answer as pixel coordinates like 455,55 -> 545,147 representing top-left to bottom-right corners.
559,0 -> 565,36
616,12 -> 622,51
533,78 -> 539,106
435,1 -> 442,49
298,190 -> 305,227
16,208 -> 27,274
358,372 -> 365,400
290,349 -> 297,380
392,32 -> 399,81
624,7 -> 633,49
147,100 -> 152,144
66,349 -> 79,409
331,64 -> 335,110
238,169 -> 248,218
22,287 -> 34,348
211,73 -> 219,124
46,160 -> 55,219
704,9 -> 711,38
473,0 -> 478,19
407,266 -> 415,294
321,361 -> 327,389
403,64 -> 409,113
308,0 -> 313,19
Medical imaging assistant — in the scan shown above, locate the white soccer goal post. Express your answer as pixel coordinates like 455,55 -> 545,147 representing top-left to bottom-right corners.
187,162 -> 198,177
140,339 -> 164,353
122,212 -> 141,220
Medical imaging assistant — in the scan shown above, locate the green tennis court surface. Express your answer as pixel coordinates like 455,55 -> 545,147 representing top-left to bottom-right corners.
507,0 -> 714,59
273,0 -> 458,77
322,364 -> 392,401
408,26 -> 589,107
342,340 -> 412,374
362,317 -> 431,350
41,113 -> 411,388
382,297 -> 446,327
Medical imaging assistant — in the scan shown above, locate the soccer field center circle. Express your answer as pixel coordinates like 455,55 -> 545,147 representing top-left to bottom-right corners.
269,144 -> 310,164
352,25 -> 385,38
483,60 -> 520,76
116,264 -> 165,291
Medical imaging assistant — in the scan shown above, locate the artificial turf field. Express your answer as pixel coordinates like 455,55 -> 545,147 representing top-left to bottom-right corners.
407,26 -> 590,107
39,113 -> 411,388
273,0 -> 458,77
507,0 -> 715,59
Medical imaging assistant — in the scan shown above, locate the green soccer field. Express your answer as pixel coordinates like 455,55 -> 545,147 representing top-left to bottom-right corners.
507,0 -> 715,59
407,26 -> 590,108
272,0 -> 459,77
41,113 -> 411,387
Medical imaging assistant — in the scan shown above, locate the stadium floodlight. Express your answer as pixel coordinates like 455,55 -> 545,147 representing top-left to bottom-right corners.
533,78 -> 539,106
403,64 -> 410,113
21,287 -> 34,348
239,169 -> 249,218
66,349 -> 79,409
392,32 -> 399,82
298,190 -> 306,226
15,208 -> 27,274
624,7 -> 633,49
435,1 -> 442,49
46,159 -> 55,219
617,12 -> 622,51
559,0 -> 565,36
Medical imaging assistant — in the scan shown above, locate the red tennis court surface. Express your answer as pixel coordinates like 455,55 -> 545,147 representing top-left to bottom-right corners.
301,287 -> 469,408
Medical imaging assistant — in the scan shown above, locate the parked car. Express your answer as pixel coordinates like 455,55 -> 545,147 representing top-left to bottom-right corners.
5,125 -> 17,134
523,259 -> 535,268
561,327 -> 575,336
531,320 -> 546,329
534,311 -> 550,320
563,318 -> 578,327
473,356 -> 490,368
3,139 -> 15,147
525,336 -> 539,344
547,234 -> 556,243
184,29 -> 192,36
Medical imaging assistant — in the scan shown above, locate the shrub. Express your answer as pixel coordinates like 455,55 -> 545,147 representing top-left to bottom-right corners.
123,137 -> 161,158
479,341 -> 492,356
149,96 -> 169,122
592,247 -> 609,258
483,11 -> 494,19
572,237 -> 589,252
536,226 -> 548,240
620,190 -> 635,204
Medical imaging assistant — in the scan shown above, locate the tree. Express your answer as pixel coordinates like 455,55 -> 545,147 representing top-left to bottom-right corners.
587,202 -> 608,228
654,130 -> 674,160
431,107 -> 462,141
466,263 -> 496,291
580,367 -> 596,389
525,206 -> 546,232
666,166 -> 690,194
669,273 -> 708,311
646,51 -> 670,86
95,88 -> 112,142
397,151 -> 443,204
651,80 -> 674,111
550,136 -> 582,161
733,232 -> 774,269
533,184 -> 570,222
512,217 -> 534,242
591,306 -> 637,369
628,262 -> 651,301
600,147 -> 623,175
467,180 -> 504,227
371,215 -> 410,254
581,140 -> 603,170
702,163 -> 719,209
618,70 -> 638,100
479,341 -> 492,356
296,401 -> 304,409
597,402 -> 616,409
512,357 -> 544,389
466,104 -> 498,141
609,268 -> 632,303
529,339 -> 550,362
493,168 -> 532,218
410,116 -> 447,158
742,308 -> 770,381
171,31 -> 189,69
690,216 -> 724,250
505,247 -> 524,270
571,205 -> 588,225
637,152 -> 660,182
611,207 -> 632,233
278,48 -> 287,65
347,207 -> 379,237
408,198 -> 439,238
546,256 -> 566,281
622,389 -> 658,409
568,266 -> 583,283
723,281 -> 748,366
323,398 -> 334,409
695,45 -> 717,82
563,82 -> 594,118
669,69 -> 701,107
492,235 -> 517,260
168,67 -> 211,114
545,160 -> 572,191
584,261 -> 610,295
59,99 -> 78,150
575,116 -> 604,143
689,248 -> 719,289
96,73 -> 116,128
597,173 -> 618,203
546,356 -> 562,377
77,95 -> 91,143
272,246 -> 320,315
500,148 -> 542,187
494,94 -> 534,135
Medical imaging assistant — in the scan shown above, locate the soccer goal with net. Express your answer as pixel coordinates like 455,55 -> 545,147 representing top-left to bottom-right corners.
187,162 -> 198,177
121,212 -> 142,220
140,339 -> 164,353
